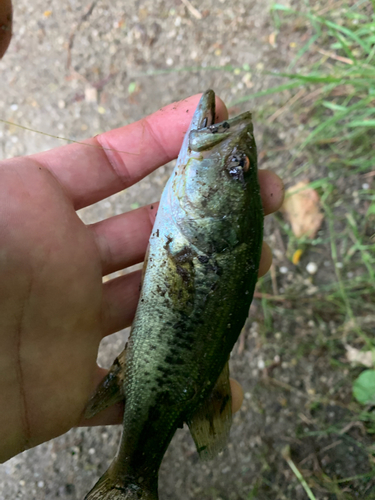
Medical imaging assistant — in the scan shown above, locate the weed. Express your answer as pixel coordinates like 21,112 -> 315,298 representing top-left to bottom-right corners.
242,0 -> 375,497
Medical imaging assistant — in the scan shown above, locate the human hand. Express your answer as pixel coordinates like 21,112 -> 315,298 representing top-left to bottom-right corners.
0,93 -> 284,463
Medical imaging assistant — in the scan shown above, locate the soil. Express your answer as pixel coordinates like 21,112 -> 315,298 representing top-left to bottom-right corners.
0,1 -> 374,499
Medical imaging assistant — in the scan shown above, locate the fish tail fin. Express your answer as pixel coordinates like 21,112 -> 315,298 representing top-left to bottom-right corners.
84,465 -> 158,500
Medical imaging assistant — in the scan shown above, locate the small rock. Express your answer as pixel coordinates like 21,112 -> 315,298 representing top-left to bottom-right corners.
306,262 -> 318,274
85,87 -> 98,103
257,359 -> 265,370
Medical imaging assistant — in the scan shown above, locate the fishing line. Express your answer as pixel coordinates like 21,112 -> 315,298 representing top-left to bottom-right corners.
0,118 -> 139,156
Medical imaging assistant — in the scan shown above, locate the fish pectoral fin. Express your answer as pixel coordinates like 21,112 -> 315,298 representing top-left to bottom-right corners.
187,360 -> 232,460
85,347 -> 127,420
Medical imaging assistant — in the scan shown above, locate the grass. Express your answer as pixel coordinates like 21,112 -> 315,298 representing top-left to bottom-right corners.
231,0 -> 375,175
263,0 -> 375,332
282,445 -> 317,500
240,0 -> 375,497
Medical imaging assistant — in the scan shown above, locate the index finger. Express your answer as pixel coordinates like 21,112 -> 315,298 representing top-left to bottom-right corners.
28,94 -> 228,210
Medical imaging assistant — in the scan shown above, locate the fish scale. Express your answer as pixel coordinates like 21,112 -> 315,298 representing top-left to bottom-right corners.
84,89 -> 263,500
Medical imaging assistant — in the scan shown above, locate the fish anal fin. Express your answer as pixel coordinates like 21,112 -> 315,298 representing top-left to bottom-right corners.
85,347 -> 127,420
187,361 -> 232,460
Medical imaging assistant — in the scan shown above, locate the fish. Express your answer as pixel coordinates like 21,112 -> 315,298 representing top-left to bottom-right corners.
83,89 -> 264,500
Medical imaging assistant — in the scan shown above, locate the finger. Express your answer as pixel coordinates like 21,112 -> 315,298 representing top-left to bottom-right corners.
90,203 -> 158,276
92,171 -> 283,277
259,169 -> 285,215
258,241 -> 272,277
101,270 -> 142,336
0,0 -> 12,59
24,94 -> 228,210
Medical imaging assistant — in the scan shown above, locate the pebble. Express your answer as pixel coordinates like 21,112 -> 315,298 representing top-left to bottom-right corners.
257,359 -> 265,370
85,87 -> 98,103
306,262 -> 318,275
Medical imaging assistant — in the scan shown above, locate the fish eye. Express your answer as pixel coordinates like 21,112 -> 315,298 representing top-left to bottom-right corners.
240,156 -> 250,172
229,167 -> 242,179
229,154 -> 250,172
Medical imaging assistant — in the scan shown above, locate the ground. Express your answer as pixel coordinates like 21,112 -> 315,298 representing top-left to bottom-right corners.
0,0 -> 374,499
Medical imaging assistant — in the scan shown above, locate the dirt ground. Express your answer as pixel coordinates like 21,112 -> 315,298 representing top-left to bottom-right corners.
0,1 -> 374,499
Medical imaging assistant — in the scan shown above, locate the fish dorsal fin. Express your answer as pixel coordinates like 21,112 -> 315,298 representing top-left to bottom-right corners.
187,360 -> 232,460
84,347 -> 127,420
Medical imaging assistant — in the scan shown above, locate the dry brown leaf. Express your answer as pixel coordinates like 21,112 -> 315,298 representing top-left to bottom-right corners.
281,180 -> 324,239
268,32 -> 277,47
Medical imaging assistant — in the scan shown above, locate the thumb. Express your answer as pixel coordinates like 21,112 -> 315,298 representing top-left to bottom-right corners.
0,0 -> 12,58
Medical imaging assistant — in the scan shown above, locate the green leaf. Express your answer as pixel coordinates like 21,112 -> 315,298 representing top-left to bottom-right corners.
348,119 -> 375,127
367,201 -> 375,216
128,82 -> 137,94
353,369 -> 375,405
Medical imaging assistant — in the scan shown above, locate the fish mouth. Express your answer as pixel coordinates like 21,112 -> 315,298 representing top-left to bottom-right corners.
191,89 -> 216,130
178,89 -> 254,157
203,111 -> 253,135
189,111 -> 254,154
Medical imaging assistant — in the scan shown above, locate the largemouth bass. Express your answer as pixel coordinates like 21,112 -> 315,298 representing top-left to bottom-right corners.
84,90 -> 264,500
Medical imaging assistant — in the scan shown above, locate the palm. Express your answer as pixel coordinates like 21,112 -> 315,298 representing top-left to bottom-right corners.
0,161 -> 104,461
0,94 -> 283,464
